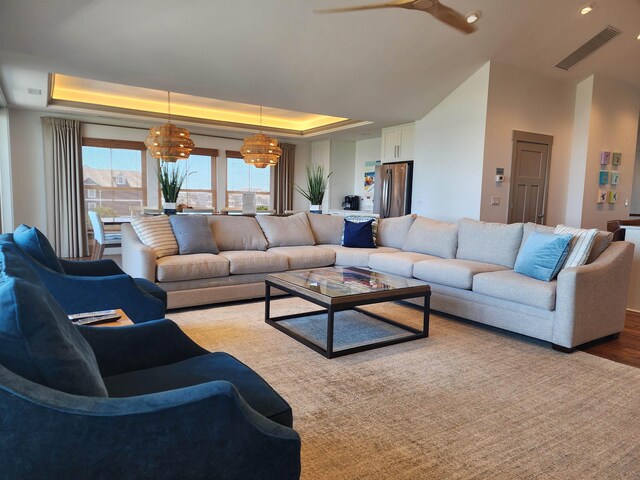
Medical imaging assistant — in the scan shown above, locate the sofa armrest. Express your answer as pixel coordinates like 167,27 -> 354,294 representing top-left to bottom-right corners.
59,258 -> 125,276
0,367 -> 301,480
554,241 -> 634,348
121,223 -> 156,282
78,319 -> 208,376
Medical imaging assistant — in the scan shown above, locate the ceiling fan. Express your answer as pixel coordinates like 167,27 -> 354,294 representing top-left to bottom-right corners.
314,0 -> 478,34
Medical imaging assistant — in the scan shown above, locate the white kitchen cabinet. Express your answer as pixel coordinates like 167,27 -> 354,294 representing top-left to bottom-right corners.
381,123 -> 414,162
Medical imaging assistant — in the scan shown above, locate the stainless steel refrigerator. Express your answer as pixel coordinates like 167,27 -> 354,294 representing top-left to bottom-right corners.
373,161 -> 413,218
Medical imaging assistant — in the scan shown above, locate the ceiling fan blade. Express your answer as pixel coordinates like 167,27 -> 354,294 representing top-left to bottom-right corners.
417,0 -> 477,34
314,1 -> 414,14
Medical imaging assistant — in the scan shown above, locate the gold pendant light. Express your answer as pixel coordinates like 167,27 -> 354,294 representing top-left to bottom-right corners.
145,91 -> 195,162
240,106 -> 282,168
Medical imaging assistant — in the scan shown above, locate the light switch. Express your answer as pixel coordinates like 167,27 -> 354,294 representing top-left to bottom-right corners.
491,196 -> 500,206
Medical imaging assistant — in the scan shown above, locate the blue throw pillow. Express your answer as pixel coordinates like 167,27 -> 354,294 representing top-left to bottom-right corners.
514,232 -> 573,282
343,218 -> 376,248
0,243 -> 107,397
13,224 -> 64,273
169,215 -> 219,255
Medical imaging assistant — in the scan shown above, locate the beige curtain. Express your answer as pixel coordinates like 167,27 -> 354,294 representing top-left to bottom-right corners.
273,143 -> 296,214
42,118 -> 88,258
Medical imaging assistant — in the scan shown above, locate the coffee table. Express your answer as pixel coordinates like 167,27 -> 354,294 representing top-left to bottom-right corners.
265,267 -> 430,358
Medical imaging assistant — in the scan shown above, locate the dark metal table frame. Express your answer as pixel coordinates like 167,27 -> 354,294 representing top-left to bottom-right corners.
265,272 -> 430,359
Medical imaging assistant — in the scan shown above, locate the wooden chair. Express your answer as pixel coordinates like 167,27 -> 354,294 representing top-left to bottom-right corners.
88,211 -> 121,259
606,219 -> 640,242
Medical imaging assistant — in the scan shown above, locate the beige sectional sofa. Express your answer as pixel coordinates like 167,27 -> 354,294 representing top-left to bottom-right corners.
121,213 -> 634,351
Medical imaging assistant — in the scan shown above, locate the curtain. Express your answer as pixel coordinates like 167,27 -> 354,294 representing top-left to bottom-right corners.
42,118 -> 88,258
273,143 -> 296,214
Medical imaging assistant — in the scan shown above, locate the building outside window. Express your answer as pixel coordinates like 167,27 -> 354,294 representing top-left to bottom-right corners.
226,152 -> 271,210
159,148 -> 218,209
81,138 -> 146,218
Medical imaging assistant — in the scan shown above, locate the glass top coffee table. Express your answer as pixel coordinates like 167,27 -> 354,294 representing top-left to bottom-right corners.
265,266 -> 430,358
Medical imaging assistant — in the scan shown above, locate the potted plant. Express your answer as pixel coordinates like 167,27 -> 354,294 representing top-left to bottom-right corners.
295,164 -> 332,214
157,160 -> 190,215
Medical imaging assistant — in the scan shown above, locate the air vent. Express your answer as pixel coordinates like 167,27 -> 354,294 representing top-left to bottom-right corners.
27,88 -> 42,95
555,26 -> 621,71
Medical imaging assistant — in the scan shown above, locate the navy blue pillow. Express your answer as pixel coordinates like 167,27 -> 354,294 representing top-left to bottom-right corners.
13,224 -> 64,273
0,243 -> 107,397
343,218 -> 376,248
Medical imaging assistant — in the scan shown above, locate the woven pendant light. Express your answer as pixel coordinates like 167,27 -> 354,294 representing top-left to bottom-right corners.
240,106 -> 282,168
145,92 -> 195,162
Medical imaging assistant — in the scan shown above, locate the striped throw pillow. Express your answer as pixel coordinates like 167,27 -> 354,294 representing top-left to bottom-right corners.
554,224 -> 598,268
131,215 -> 179,258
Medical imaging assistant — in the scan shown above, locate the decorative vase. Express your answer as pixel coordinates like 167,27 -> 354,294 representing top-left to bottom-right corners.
163,202 -> 177,215
310,204 -> 322,214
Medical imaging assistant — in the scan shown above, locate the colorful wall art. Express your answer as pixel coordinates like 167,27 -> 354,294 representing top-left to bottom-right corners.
600,151 -> 611,165
612,152 -> 622,166
599,171 -> 609,185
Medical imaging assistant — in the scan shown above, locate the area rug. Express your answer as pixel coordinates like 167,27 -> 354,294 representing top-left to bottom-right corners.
168,298 -> 640,479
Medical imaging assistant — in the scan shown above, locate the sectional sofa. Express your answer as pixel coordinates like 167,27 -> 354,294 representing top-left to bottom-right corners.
121,213 -> 634,351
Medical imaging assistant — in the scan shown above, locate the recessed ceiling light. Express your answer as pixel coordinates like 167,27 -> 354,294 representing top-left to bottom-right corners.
580,4 -> 594,15
466,10 -> 481,24
637,33 -> 640,40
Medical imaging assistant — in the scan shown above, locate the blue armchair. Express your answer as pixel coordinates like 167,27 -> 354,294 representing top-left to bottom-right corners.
0,242 -> 301,479
4,226 -> 166,323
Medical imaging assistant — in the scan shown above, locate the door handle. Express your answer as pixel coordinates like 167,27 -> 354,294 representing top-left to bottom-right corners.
385,169 -> 393,218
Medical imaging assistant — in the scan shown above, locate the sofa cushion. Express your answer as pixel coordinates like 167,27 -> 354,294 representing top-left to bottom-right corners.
0,243 -> 108,397
457,218 -> 523,268
377,214 -> 416,249
369,251 -> 439,278
130,215 -> 179,258
13,225 -> 64,273
306,213 -> 343,245
208,216 -> 268,251
169,215 -> 219,255
403,217 -> 458,259
268,246 -> 335,270
473,270 -> 557,311
587,231 -> 614,264
156,254 -> 230,282
103,352 -> 293,426
514,232 -> 572,282
319,244 -> 400,267
554,224 -> 598,268
256,213 -> 315,247
219,251 -> 289,275
413,258 -> 508,290
521,222 -> 555,247
343,218 -> 376,248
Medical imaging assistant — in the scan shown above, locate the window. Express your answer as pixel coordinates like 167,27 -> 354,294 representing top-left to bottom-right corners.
160,148 -> 218,209
226,151 -> 271,210
82,138 -> 146,218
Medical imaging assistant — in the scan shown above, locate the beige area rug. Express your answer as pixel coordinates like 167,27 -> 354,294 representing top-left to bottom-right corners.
168,298 -> 640,479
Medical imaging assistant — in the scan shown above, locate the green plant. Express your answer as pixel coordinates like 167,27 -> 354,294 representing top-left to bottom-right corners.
295,164 -> 332,206
157,160 -> 191,203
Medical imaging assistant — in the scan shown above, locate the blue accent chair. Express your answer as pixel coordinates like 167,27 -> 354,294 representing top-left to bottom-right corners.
0,242 -> 301,479
4,227 -> 166,323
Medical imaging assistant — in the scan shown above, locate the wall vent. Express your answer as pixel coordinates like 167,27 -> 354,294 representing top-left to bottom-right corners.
555,26 -> 621,71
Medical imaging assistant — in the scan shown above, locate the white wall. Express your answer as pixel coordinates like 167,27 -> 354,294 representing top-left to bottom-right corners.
579,76 -> 640,230
329,139 -> 356,210
481,62 -> 575,225
631,127 -> 640,214
353,137 -> 381,211
0,107 -> 13,232
8,109 -> 46,231
565,76 -> 594,228
413,62 -> 490,222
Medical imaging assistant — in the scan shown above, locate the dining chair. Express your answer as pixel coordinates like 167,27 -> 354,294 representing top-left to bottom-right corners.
88,211 -> 121,260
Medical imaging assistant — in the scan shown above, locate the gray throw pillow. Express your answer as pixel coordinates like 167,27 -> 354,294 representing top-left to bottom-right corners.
169,215 -> 219,255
